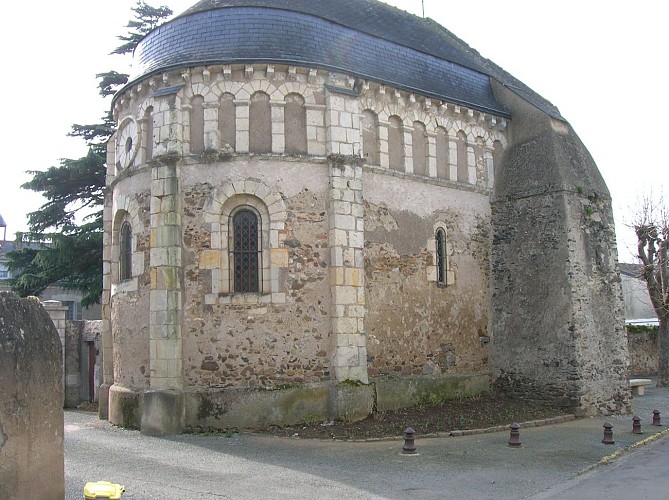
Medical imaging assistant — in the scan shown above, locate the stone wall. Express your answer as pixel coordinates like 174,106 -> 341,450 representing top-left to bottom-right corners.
181,160 -> 332,389
490,82 -> 630,415
0,292 -> 64,500
103,57 -> 625,429
103,63 -> 508,432
364,171 -> 492,377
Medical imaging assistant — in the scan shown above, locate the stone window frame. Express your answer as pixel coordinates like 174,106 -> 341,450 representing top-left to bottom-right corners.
229,205 -> 263,294
110,205 -> 144,295
202,179 -> 288,306
427,222 -> 454,286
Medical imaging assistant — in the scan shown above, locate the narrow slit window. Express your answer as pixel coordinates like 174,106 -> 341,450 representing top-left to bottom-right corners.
230,208 -> 261,293
436,228 -> 447,286
120,221 -> 132,281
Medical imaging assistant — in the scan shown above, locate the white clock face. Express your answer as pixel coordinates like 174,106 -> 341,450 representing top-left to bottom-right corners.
116,117 -> 140,169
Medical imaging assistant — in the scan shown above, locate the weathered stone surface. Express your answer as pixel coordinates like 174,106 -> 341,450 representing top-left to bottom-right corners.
141,389 -> 184,435
0,292 -> 64,500
375,373 -> 490,412
185,384 -> 333,429
490,84 -> 630,415
100,27 -> 628,430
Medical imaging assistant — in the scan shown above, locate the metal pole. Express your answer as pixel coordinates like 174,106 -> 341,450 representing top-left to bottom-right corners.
422,0 -> 425,18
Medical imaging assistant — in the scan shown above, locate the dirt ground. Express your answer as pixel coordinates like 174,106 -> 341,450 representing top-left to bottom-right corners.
78,393 -> 569,440
255,392 -> 569,440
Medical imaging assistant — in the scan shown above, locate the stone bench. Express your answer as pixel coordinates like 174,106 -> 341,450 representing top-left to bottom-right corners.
630,378 -> 652,396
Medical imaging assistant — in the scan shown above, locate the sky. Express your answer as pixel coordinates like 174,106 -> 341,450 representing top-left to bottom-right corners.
0,0 -> 666,262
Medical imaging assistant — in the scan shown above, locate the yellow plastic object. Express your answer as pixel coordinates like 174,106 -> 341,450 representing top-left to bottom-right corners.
83,481 -> 125,499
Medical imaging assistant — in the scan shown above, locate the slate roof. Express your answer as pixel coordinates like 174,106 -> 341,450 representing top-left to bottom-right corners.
126,0 -> 562,120
619,262 -> 645,278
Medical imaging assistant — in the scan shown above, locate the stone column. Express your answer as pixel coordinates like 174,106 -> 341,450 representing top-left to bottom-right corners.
328,156 -> 368,383
143,155 -> 184,435
324,83 -> 368,383
42,300 -> 67,406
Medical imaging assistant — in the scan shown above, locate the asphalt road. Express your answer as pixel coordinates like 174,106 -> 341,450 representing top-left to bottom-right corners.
65,403 -> 669,499
533,435 -> 669,499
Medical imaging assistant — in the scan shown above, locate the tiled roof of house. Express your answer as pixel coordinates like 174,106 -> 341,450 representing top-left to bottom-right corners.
125,0 -> 562,119
619,262 -> 644,278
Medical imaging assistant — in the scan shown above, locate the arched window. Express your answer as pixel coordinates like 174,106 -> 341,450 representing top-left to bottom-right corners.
284,93 -> 307,154
230,207 -> 261,293
119,221 -> 132,281
456,130 -> 468,183
144,106 -> 154,162
361,110 -> 380,165
435,227 -> 447,286
249,91 -> 272,153
388,115 -> 404,171
219,93 -> 236,151
190,95 -> 205,154
412,121 -> 428,176
436,127 -> 449,179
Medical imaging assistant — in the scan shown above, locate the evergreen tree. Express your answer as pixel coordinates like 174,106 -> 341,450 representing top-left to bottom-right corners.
7,1 -> 172,307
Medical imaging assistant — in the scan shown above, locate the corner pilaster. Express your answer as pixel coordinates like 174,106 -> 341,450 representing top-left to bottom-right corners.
144,154 -> 185,434
328,155 -> 368,383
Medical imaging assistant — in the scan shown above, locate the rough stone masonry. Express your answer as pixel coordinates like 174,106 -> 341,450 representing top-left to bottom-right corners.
100,0 -> 630,434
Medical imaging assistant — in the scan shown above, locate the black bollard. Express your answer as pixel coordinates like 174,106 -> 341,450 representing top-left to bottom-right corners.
632,415 -> 643,434
602,422 -> 615,444
508,422 -> 521,447
402,427 -> 417,454
652,410 -> 663,427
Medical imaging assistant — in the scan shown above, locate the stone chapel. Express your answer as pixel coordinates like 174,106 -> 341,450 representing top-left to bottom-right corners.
101,0 -> 630,434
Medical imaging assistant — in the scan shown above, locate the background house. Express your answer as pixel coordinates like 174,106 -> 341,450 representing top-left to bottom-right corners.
0,216 -> 101,320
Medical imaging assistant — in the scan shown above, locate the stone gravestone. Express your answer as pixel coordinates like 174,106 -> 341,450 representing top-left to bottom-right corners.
0,292 -> 64,500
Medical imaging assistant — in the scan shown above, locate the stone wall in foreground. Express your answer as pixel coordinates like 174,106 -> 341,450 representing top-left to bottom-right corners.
0,292 -> 64,500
